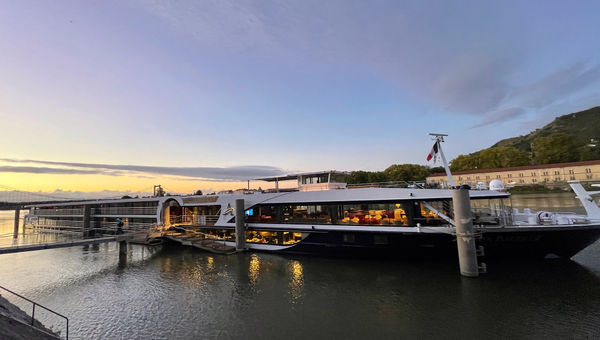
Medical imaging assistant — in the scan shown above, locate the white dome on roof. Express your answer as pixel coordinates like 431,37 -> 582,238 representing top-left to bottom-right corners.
489,179 -> 505,191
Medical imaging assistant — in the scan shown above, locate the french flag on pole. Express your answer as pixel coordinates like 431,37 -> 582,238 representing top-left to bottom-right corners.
426,142 -> 439,162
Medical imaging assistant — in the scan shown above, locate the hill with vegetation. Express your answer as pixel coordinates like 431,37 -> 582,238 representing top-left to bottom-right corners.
450,106 -> 600,171
346,106 -> 600,184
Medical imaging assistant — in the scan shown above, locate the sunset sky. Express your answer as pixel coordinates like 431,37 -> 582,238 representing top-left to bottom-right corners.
1,1 -> 599,196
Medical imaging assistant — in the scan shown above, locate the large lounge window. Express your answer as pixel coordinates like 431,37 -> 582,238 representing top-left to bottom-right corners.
246,202 -> 412,226
338,203 -> 410,226
414,200 -> 452,226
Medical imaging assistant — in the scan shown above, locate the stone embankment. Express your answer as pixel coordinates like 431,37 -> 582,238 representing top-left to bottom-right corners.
0,295 -> 61,340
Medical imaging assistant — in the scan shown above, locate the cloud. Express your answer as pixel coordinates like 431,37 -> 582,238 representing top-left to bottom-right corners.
0,159 -> 285,181
431,55 -> 514,115
0,166 -> 123,176
472,107 -> 526,128
513,62 -> 600,109
0,189 -> 154,202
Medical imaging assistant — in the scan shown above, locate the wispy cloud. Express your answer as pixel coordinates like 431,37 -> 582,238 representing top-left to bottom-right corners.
512,62 -> 600,109
472,107 -> 526,128
0,166 -> 123,176
0,159 -> 284,181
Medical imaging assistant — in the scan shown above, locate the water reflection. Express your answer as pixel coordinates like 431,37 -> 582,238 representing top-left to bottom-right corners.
207,256 -> 215,271
288,260 -> 304,301
248,254 -> 261,285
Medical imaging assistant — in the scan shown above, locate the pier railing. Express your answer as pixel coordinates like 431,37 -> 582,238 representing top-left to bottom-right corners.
0,284 -> 68,339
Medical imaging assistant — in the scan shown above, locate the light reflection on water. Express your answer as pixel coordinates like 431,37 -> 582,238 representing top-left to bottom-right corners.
0,195 -> 599,339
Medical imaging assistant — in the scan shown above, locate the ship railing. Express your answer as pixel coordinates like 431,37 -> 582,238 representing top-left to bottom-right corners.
347,181 -> 429,189
92,207 -> 157,215
0,284 -> 69,339
30,209 -> 84,216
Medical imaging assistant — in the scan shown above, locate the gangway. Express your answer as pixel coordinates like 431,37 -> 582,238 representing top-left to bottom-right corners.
0,235 -> 123,255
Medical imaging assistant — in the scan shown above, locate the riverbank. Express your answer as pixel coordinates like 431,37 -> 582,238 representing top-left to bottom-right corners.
0,295 -> 60,339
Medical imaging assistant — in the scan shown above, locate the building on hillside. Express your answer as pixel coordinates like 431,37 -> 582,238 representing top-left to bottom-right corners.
426,160 -> 600,188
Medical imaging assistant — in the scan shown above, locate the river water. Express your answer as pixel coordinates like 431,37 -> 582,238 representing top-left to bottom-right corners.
1,193 -> 600,339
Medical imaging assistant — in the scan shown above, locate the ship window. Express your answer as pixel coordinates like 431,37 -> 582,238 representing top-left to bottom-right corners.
414,200 -> 453,226
471,198 -> 510,226
246,205 -> 278,223
338,203 -> 410,226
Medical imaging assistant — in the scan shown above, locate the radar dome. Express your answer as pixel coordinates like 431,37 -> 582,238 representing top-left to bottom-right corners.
489,179 -> 505,191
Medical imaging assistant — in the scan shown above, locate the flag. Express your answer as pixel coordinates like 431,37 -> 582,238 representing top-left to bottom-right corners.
426,142 -> 439,162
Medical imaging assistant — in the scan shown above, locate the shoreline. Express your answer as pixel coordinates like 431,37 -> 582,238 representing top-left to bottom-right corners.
0,295 -> 61,340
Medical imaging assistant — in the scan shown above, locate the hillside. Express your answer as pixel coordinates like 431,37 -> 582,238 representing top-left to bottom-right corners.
449,106 -> 600,171
493,106 -> 600,152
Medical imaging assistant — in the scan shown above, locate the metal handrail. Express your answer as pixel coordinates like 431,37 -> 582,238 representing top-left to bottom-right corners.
347,181 -> 428,189
0,284 -> 68,339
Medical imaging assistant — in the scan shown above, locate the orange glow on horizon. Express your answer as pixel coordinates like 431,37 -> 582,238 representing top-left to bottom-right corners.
0,172 -> 297,194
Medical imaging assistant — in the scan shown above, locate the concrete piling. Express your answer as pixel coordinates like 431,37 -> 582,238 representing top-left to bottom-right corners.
13,208 -> 20,238
118,240 -> 128,266
235,199 -> 245,251
452,188 -> 479,277
83,205 -> 91,237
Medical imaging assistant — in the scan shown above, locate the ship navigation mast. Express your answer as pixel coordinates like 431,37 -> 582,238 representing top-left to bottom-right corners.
429,133 -> 455,187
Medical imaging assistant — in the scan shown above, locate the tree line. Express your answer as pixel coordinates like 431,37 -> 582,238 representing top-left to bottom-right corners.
450,132 -> 599,172
347,132 -> 599,184
347,164 -> 444,184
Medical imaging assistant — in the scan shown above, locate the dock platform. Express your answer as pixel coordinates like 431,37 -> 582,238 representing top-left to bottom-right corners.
163,234 -> 238,254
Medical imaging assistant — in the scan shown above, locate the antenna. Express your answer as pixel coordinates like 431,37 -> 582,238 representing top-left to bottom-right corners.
428,133 -> 455,187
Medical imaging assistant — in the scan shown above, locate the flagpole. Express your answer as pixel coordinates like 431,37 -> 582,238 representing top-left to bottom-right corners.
429,133 -> 455,187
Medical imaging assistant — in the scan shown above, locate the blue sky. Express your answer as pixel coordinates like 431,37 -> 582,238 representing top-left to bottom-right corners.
0,0 -> 599,192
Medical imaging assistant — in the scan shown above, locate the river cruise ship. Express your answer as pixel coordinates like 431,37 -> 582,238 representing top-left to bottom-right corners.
23,169 -> 600,260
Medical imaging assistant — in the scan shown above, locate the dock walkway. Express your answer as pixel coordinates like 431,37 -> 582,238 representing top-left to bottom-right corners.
162,233 -> 237,254
0,236 -> 124,255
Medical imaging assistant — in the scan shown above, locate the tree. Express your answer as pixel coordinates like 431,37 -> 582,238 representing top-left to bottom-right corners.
193,190 -> 203,195
450,153 -> 480,171
478,147 -> 530,169
428,166 -> 445,174
347,171 -> 371,184
384,164 -> 430,182
532,133 -> 580,164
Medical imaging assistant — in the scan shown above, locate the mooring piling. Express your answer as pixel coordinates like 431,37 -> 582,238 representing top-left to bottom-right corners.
452,188 -> 480,277
235,199 -> 246,251
13,208 -> 20,238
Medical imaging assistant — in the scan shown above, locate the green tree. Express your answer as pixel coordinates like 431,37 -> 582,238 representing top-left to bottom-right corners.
428,166 -> 445,174
478,146 -> 530,168
450,153 -> 480,171
384,164 -> 431,182
346,171 -> 370,184
347,171 -> 388,184
532,133 -> 580,164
